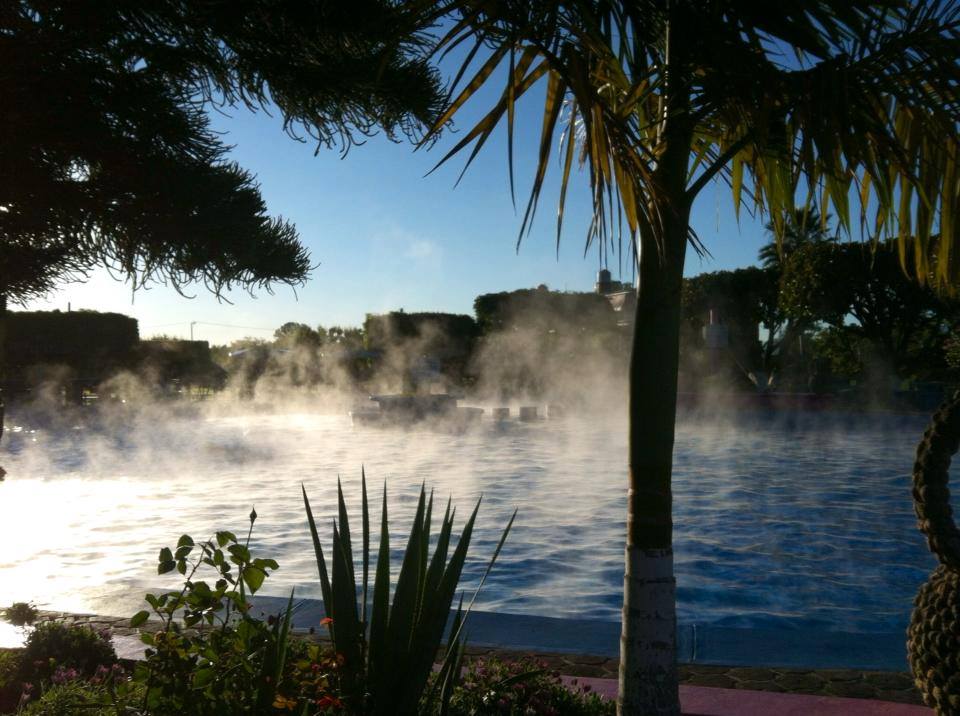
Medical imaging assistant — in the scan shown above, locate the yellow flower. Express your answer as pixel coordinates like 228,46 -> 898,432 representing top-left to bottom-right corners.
272,694 -> 297,711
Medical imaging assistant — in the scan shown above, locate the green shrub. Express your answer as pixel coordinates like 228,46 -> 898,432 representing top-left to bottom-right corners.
130,510 -> 317,715
18,679 -> 136,716
446,658 -> 614,716
0,649 -> 23,713
19,621 -> 117,686
0,649 -> 19,689
302,472 -> 515,715
1,602 -> 38,627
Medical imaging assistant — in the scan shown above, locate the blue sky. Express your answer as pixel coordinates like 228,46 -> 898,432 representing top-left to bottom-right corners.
24,81 -> 772,346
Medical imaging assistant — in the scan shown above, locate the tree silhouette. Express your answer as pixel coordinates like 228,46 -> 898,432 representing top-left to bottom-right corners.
0,0 -> 444,468
424,2 -> 960,712
758,208 -> 836,270
0,0 -> 443,304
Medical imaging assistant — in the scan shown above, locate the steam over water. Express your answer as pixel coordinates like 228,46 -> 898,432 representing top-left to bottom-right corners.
0,408 -> 940,634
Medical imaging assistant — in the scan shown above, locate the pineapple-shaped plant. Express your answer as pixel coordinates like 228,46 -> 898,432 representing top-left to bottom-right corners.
908,392 -> 960,714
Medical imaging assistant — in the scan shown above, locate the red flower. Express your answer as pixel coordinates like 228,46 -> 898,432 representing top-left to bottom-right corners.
316,695 -> 343,710
320,617 -> 333,626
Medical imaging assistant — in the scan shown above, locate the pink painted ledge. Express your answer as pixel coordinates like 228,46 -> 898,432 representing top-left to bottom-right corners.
562,676 -> 932,716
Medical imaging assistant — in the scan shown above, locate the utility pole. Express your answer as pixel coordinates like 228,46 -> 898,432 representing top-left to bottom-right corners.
190,321 -> 197,341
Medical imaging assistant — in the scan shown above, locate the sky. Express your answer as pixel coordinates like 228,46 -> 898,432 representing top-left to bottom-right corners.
23,72 -> 773,346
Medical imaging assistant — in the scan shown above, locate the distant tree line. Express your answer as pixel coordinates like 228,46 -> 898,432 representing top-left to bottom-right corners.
681,214 -> 959,397
208,233 -> 960,404
9,231 -> 954,406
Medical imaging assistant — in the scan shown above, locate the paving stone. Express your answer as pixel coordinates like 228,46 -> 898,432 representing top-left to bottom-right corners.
824,680 -> 879,699
685,673 -> 736,689
680,665 -> 729,677
863,671 -> 914,690
566,653 -> 608,665
728,667 -> 777,682
819,668 -> 865,682
874,689 -> 924,705
774,671 -> 825,692
567,663 -> 609,678
735,680 -> 785,693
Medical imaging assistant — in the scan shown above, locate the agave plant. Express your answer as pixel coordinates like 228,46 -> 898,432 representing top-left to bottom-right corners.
302,470 -> 515,715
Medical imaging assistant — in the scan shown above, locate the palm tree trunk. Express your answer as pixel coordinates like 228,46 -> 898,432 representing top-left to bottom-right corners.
618,11 -> 692,701
618,209 -> 688,715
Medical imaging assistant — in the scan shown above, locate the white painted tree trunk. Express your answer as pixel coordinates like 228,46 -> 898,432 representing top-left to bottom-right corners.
618,545 -> 679,715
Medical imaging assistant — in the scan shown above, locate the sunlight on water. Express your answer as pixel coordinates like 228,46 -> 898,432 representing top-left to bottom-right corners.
0,408 -> 940,633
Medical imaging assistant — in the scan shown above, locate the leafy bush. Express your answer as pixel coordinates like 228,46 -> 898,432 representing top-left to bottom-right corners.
302,472 -> 515,714
130,509 -> 303,714
0,649 -> 23,712
19,621 -> 117,686
1,602 -> 38,627
446,658 -> 614,716
18,679 -> 139,716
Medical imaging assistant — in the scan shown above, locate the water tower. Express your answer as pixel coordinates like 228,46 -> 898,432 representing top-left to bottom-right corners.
595,268 -> 614,294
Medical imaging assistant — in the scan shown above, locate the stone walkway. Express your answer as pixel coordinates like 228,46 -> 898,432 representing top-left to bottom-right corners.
33,611 -> 924,706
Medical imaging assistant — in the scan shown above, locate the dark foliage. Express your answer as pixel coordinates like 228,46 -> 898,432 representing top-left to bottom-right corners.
473,288 -> 616,335
0,0 -> 444,302
781,242 -> 959,380
18,622 -> 117,687
2,310 -> 139,386
446,658 -> 614,716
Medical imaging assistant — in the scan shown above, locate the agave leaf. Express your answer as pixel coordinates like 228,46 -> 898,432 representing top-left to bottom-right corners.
431,596 -> 467,716
445,508 -> 517,653
361,467 -> 370,660
275,590 -> 295,684
418,489 -> 434,618
302,485 -> 332,612
422,498 -> 454,608
254,589 -> 295,711
337,477 -> 356,587
404,500 -> 456,702
402,500 -> 481,711
367,484 -> 391,704
331,521 -> 362,698
378,487 -> 428,711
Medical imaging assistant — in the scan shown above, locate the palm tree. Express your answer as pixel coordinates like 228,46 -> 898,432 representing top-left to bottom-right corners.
422,2 -> 960,713
758,208 -> 835,270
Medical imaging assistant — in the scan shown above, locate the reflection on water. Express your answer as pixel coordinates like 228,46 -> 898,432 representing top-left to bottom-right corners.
0,408 -> 939,633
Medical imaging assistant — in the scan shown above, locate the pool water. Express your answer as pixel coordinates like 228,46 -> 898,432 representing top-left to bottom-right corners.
0,406 -> 940,639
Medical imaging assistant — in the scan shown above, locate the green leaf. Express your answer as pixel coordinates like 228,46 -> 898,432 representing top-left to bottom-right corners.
367,483 -> 391,696
194,667 -> 215,688
159,547 -> 173,563
228,544 -> 251,563
158,560 -> 176,575
177,534 -> 194,549
242,565 -> 266,593
302,485 -> 333,616
130,610 -> 149,627
216,531 -> 236,547
329,520 -> 362,697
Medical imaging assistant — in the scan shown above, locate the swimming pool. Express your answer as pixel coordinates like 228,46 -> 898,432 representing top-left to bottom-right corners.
0,405 -> 940,666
